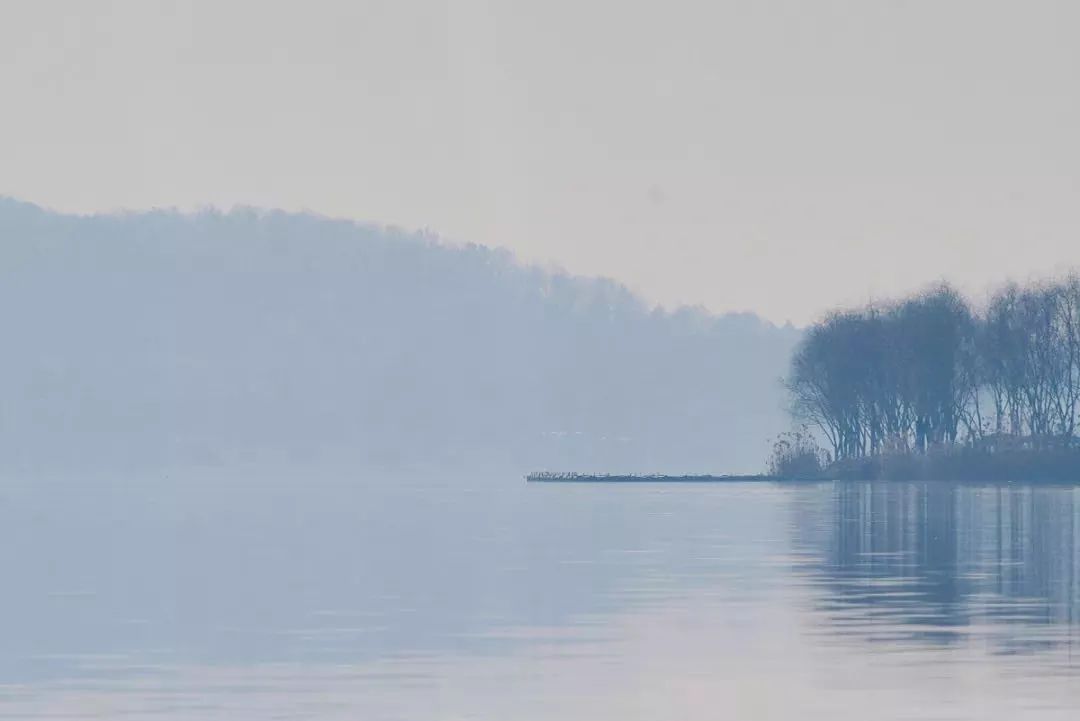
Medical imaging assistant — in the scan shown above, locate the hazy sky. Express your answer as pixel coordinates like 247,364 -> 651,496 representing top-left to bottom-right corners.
2,0 -> 1078,324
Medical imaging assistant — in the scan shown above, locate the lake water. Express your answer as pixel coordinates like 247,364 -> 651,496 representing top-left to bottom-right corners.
3,470 -> 1080,719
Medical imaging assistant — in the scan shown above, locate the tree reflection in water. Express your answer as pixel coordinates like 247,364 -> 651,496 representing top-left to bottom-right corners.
790,481 -> 1080,655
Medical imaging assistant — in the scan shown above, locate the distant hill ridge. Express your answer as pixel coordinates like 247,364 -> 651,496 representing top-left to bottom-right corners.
0,197 -> 799,474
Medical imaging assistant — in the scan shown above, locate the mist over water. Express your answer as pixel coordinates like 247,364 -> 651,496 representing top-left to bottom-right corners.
5,2 -> 1079,716
3,201 -> 1079,718
4,473 -> 1080,719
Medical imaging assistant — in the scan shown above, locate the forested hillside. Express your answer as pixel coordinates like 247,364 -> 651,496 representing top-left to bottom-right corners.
0,198 -> 799,474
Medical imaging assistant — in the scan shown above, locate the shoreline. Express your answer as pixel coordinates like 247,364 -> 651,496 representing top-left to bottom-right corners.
525,473 -> 781,483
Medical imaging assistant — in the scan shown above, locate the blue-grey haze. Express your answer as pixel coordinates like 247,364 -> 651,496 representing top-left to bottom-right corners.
4,198 -> 1080,719
0,197 -> 798,476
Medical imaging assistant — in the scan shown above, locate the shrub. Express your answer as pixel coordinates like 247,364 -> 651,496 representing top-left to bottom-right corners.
768,427 -> 829,478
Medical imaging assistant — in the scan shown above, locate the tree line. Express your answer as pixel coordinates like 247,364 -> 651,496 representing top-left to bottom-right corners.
786,276 -> 1080,462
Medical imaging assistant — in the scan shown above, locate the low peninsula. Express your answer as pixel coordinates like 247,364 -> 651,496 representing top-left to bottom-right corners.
526,472 -> 778,483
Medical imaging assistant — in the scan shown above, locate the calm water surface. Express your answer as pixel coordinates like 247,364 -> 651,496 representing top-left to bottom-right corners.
3,470 -> 1080,719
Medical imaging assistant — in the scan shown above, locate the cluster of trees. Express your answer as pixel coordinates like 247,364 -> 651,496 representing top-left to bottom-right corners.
787,277 -> 1080,461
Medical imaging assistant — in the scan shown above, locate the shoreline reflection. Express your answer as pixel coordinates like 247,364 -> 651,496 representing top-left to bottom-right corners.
791,482 -> 1080,655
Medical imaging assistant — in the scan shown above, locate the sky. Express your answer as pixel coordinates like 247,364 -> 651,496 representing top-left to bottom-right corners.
1,0 -> 1078,325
